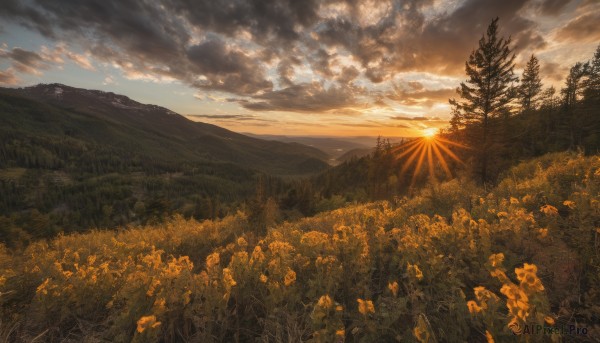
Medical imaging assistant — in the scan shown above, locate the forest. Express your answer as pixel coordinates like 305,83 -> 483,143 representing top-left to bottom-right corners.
0,17 -> 599,342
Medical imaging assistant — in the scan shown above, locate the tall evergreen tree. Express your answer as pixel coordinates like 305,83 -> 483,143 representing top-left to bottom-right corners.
518,55 -> 542,111
562,62 -> 588,109
449,17 -> 517,182
583,44 -> 600,102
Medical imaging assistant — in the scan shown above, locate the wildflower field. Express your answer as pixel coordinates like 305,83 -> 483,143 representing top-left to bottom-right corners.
1,152 -> 599,342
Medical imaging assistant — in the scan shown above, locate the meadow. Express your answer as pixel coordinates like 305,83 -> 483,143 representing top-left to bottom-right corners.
1,151 -> 598,342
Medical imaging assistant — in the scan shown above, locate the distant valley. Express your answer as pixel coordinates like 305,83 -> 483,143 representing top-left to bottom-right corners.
0,84 -> 331,241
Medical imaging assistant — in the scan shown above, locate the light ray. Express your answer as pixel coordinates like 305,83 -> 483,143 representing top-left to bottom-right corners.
431,141 -> 452,179
392,133 -> 468,186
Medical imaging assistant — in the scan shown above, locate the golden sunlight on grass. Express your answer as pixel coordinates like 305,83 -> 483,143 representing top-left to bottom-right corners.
393,134 -> 468,187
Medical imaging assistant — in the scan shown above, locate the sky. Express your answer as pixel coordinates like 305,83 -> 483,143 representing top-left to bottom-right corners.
1,0 -> 599,137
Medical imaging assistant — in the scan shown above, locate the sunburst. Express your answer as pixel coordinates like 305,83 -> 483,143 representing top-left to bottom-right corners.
392,132 -> 468,188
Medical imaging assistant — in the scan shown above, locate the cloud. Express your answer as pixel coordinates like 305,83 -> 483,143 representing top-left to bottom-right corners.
0,68 -> 19,85
387,83 -> 456,107
242,82 -> 365,113
186,37 -> 272,95
0,0 -> 584,115
186,114 -> 258,121
391,115 -> 442,121
103,75 -> 115,85
555,12 -> 600,42
536,0 -> 575,16
540,61 -> 568,82
0,47 -> 50,75
65,51 -> 95,71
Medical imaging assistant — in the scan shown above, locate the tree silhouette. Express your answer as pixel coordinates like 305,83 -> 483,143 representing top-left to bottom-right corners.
449,17 -> 517,182
518,55 -> 542,112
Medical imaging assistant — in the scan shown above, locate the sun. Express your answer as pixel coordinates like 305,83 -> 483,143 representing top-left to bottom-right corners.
421,127 -> 438,138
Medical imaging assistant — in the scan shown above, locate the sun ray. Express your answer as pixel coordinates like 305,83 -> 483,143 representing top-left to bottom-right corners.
400,140 -> 425,174
411,142 -> 428,186
435,137 -> 471,149
431,141 -> 453,179
392,133 -> 468,185
435,140 -> 465,165
426,142 -> 435,181
396,141 -> 423,159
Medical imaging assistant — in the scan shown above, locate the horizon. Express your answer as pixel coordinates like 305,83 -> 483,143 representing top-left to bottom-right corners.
1,0 -> 599,137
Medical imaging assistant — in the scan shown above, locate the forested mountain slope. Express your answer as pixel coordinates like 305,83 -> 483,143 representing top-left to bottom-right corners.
0,84 -> 328,240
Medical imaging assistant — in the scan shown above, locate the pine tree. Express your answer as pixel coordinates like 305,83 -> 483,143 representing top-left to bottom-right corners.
449,17 -> 517,182
562,62 -> 587,109
518,55 -> 543,111
583,44 -> 600,102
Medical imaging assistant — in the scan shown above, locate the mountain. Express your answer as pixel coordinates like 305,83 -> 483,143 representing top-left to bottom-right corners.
336,147 -> 374,163
243,134 -> 371,160
1,84 -> 329,174
0,84 -> 329,237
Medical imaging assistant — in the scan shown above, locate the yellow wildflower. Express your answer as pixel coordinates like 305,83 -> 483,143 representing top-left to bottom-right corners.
136,315 -> 161,333
540,205 -> 558,216
510,197 -> 519,205
563,200 -> 576,209
357,299 -> 375,315
467,300 -> 482,314
284,268 -> 296,286
388,281 -> 399,297
146,279 -> 161,297
485,330 -> 495,343
206,252 -> 220,269
537,228 -> 548,239
522,194 -> 533,203
544,316 -> 555,325
237,237 -> 248,248
336,329 -> 345,338
317,295 -> 333,309
250,246 -> 265,264
407,263 -> 424,281
488,253 -> 504,268
223,268 -> 237,288
259,274 -> 268,283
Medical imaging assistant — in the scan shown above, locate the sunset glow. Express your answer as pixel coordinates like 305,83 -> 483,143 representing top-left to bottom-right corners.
422,128 -> 438,138
1,0 -> 598,136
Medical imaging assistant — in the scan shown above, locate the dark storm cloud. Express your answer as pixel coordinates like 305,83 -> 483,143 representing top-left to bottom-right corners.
0,0 -> 564,112
166,0 -> 320,45
314,0 -> 544,79
186,38 -> 272,94
242,82 -> 364,112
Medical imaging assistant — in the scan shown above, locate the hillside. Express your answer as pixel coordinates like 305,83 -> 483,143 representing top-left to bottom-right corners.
244,134 -> 372,161
1,84 -> 329,172
0,152 -> 598,342
0,84 -> 329,239
336,147 -> 373,163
